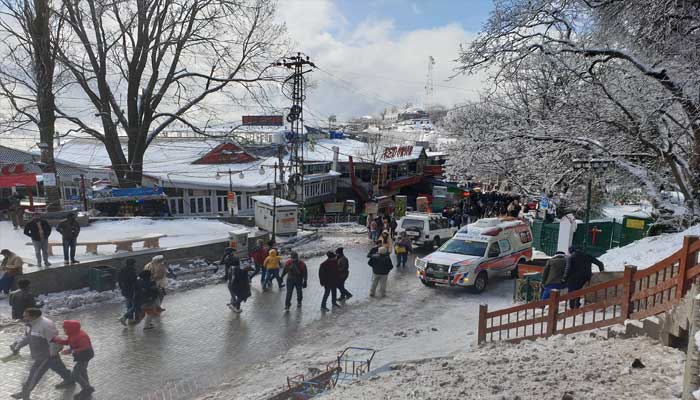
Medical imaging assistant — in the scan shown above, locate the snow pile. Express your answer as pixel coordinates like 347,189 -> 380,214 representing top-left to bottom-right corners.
602,204 -> 652,220
316,222 -> 368,235
600,224 -> 700,271
327,334 -> 685,400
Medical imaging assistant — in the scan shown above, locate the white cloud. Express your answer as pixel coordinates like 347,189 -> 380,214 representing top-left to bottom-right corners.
276,0 -> 486,124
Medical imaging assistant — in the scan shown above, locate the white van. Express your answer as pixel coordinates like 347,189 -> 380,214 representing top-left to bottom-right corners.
395,212 -> 458,248
415,217 -> 533,293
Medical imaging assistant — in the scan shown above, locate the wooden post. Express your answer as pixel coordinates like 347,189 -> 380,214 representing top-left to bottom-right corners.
477,304 -> 488,344
620,265 -> 637,320
545,289 -> 560,337
678,236 -> 698,300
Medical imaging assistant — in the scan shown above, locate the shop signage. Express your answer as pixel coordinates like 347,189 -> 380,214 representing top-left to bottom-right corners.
382,145 -> 413,159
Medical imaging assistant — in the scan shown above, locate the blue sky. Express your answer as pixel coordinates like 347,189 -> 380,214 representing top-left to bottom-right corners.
335,0 -> 493,34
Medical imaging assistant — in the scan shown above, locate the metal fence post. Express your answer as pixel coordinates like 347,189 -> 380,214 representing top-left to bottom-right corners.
683,289 -> 700,400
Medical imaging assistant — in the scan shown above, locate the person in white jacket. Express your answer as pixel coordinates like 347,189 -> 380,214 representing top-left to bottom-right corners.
10,308 -> 74,399
143,255 -> 173,312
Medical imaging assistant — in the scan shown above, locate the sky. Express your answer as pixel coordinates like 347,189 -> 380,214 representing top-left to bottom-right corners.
276,0 -> 494,124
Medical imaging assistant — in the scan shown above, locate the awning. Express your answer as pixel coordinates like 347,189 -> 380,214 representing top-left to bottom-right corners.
0,173 -> 37,188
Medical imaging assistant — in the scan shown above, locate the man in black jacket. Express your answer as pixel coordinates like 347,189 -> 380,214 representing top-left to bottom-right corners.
24,214 -> 52,268
56,213 -> 81,265
118,259 -> 138,325
281,251 -> 308,311
563,246 -> 604,309
368,247 -> 393,298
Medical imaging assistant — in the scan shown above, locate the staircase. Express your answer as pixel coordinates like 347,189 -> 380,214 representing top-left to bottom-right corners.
477,236 -> 700,344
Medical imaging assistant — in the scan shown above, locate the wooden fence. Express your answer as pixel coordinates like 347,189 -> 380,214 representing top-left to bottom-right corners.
478,236 -> 700,344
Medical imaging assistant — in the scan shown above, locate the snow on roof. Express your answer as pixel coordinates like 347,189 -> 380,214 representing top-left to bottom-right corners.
55,138 -> 282,190
251,195 -> 298,208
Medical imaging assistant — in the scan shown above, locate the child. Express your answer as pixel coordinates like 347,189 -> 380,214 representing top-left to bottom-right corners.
53,320 -> 95,399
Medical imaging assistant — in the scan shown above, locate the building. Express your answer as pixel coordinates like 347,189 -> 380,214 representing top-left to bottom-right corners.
0,145 -> 113,209
53,138 -> 340,216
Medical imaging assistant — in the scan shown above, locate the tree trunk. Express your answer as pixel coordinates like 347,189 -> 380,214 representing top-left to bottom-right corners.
31,0 -> 60,212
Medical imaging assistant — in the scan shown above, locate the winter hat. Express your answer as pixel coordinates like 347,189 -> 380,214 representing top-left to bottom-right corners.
335,247 -> 344,256
152,255 -> 164,263
326,251 -> 336,259
290,251 -> 299,260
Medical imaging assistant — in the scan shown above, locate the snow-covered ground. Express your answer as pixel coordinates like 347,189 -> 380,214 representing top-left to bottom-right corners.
601,224 -> 700,271
0,218 -> 243,270
326,333 -> 685,400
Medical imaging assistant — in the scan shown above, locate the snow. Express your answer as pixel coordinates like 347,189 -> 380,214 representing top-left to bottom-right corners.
602,204 -> 653,220
250,195 -> 298,208
600,224 -> 700,271
325,333 -> 685,400
0,219 -> 244,270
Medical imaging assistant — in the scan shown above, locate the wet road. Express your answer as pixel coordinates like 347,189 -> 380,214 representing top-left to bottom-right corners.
0,245 -> 422,400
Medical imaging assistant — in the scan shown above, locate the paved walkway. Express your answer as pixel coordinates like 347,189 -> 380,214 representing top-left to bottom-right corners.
0,245 -> 407,400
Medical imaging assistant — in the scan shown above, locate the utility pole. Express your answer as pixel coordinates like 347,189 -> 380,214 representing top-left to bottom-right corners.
425,56 -> 435,109
276,53 -> 315,224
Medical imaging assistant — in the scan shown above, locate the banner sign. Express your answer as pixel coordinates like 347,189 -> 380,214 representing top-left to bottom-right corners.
383,145 -> 414,159
111,187 -> 164,197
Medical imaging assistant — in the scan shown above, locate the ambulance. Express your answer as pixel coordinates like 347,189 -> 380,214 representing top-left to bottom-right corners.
414,217 -> 533,293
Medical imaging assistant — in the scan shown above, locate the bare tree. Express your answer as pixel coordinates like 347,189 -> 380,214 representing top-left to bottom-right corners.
55,0 -> 286,187
453,0 -> 700,220
0,0 -> 65,211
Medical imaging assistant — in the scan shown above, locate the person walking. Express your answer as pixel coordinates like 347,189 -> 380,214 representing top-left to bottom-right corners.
23,214 -> 52,268
138,270 -> 162,330
379,231 -> 393,255
56,213 -> 81,265
540,251 -> 567,300
281,251 -> 307,311
262,249 -> 284,290
10,308 -> 74,400
227,254 -> 252,313
368,246 -> 393,298
563,246 -> 605,308
9,279 -> 37,320
117,259 -> 139,326
394,234 -> 412,268
144,255 -> 170,311
1,249 -> 23,295
249,239 -> 267,284
219,247 -> 238,282
369,219 -> 378,242
8,192 -> 22,229
319,251 -> 341,311
336,247 -> 352,301
53,320 -> 95,399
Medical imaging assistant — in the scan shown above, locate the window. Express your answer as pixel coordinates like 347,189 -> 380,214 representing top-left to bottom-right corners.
498,239 -> 511,253
487,243 -> 500,258
429,219 -> 439,231
438,239 -> 487,257
519,231 -> 532,243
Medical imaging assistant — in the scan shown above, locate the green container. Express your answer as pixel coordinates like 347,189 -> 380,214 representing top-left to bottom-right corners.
531,220 -> 560,256
88,266 -> 116,292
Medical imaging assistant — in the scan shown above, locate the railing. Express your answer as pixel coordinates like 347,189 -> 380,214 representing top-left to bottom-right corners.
478,235 -> 700,344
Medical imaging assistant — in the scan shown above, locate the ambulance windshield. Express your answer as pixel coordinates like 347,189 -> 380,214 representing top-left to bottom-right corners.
438,239 -> 487,256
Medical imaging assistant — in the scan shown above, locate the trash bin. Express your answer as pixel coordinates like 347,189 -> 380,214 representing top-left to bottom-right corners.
88,266 -> 116,292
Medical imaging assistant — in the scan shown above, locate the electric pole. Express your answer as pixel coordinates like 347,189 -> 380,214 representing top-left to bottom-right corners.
425,56 -> 435,109
276,53 -> 315,224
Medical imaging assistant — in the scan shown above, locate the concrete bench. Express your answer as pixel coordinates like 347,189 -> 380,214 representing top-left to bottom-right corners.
27,234 -> 167,256
110,234 -> 167,252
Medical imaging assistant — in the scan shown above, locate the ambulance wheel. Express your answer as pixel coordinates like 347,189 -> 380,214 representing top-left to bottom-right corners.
421,279 -> 435,287
471,271 -> 488,293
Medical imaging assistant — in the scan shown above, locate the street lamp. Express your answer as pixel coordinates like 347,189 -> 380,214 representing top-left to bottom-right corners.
572,158 -> 613,250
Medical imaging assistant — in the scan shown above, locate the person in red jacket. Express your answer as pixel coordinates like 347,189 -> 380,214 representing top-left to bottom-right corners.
53,320 -> 95,399
249,239 -> 268,286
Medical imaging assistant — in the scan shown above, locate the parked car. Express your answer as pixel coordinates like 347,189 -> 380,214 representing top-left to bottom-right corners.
415,217 -> 533,293
395,212 -> 457,249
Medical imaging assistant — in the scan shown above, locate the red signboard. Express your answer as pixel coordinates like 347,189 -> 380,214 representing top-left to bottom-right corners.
387,175 -> 422,191
423,165 -> 445,175
0,172 -> 37,188
383,145 -> 414,159
242,115 -> 284,126
1,164 -> 25,175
